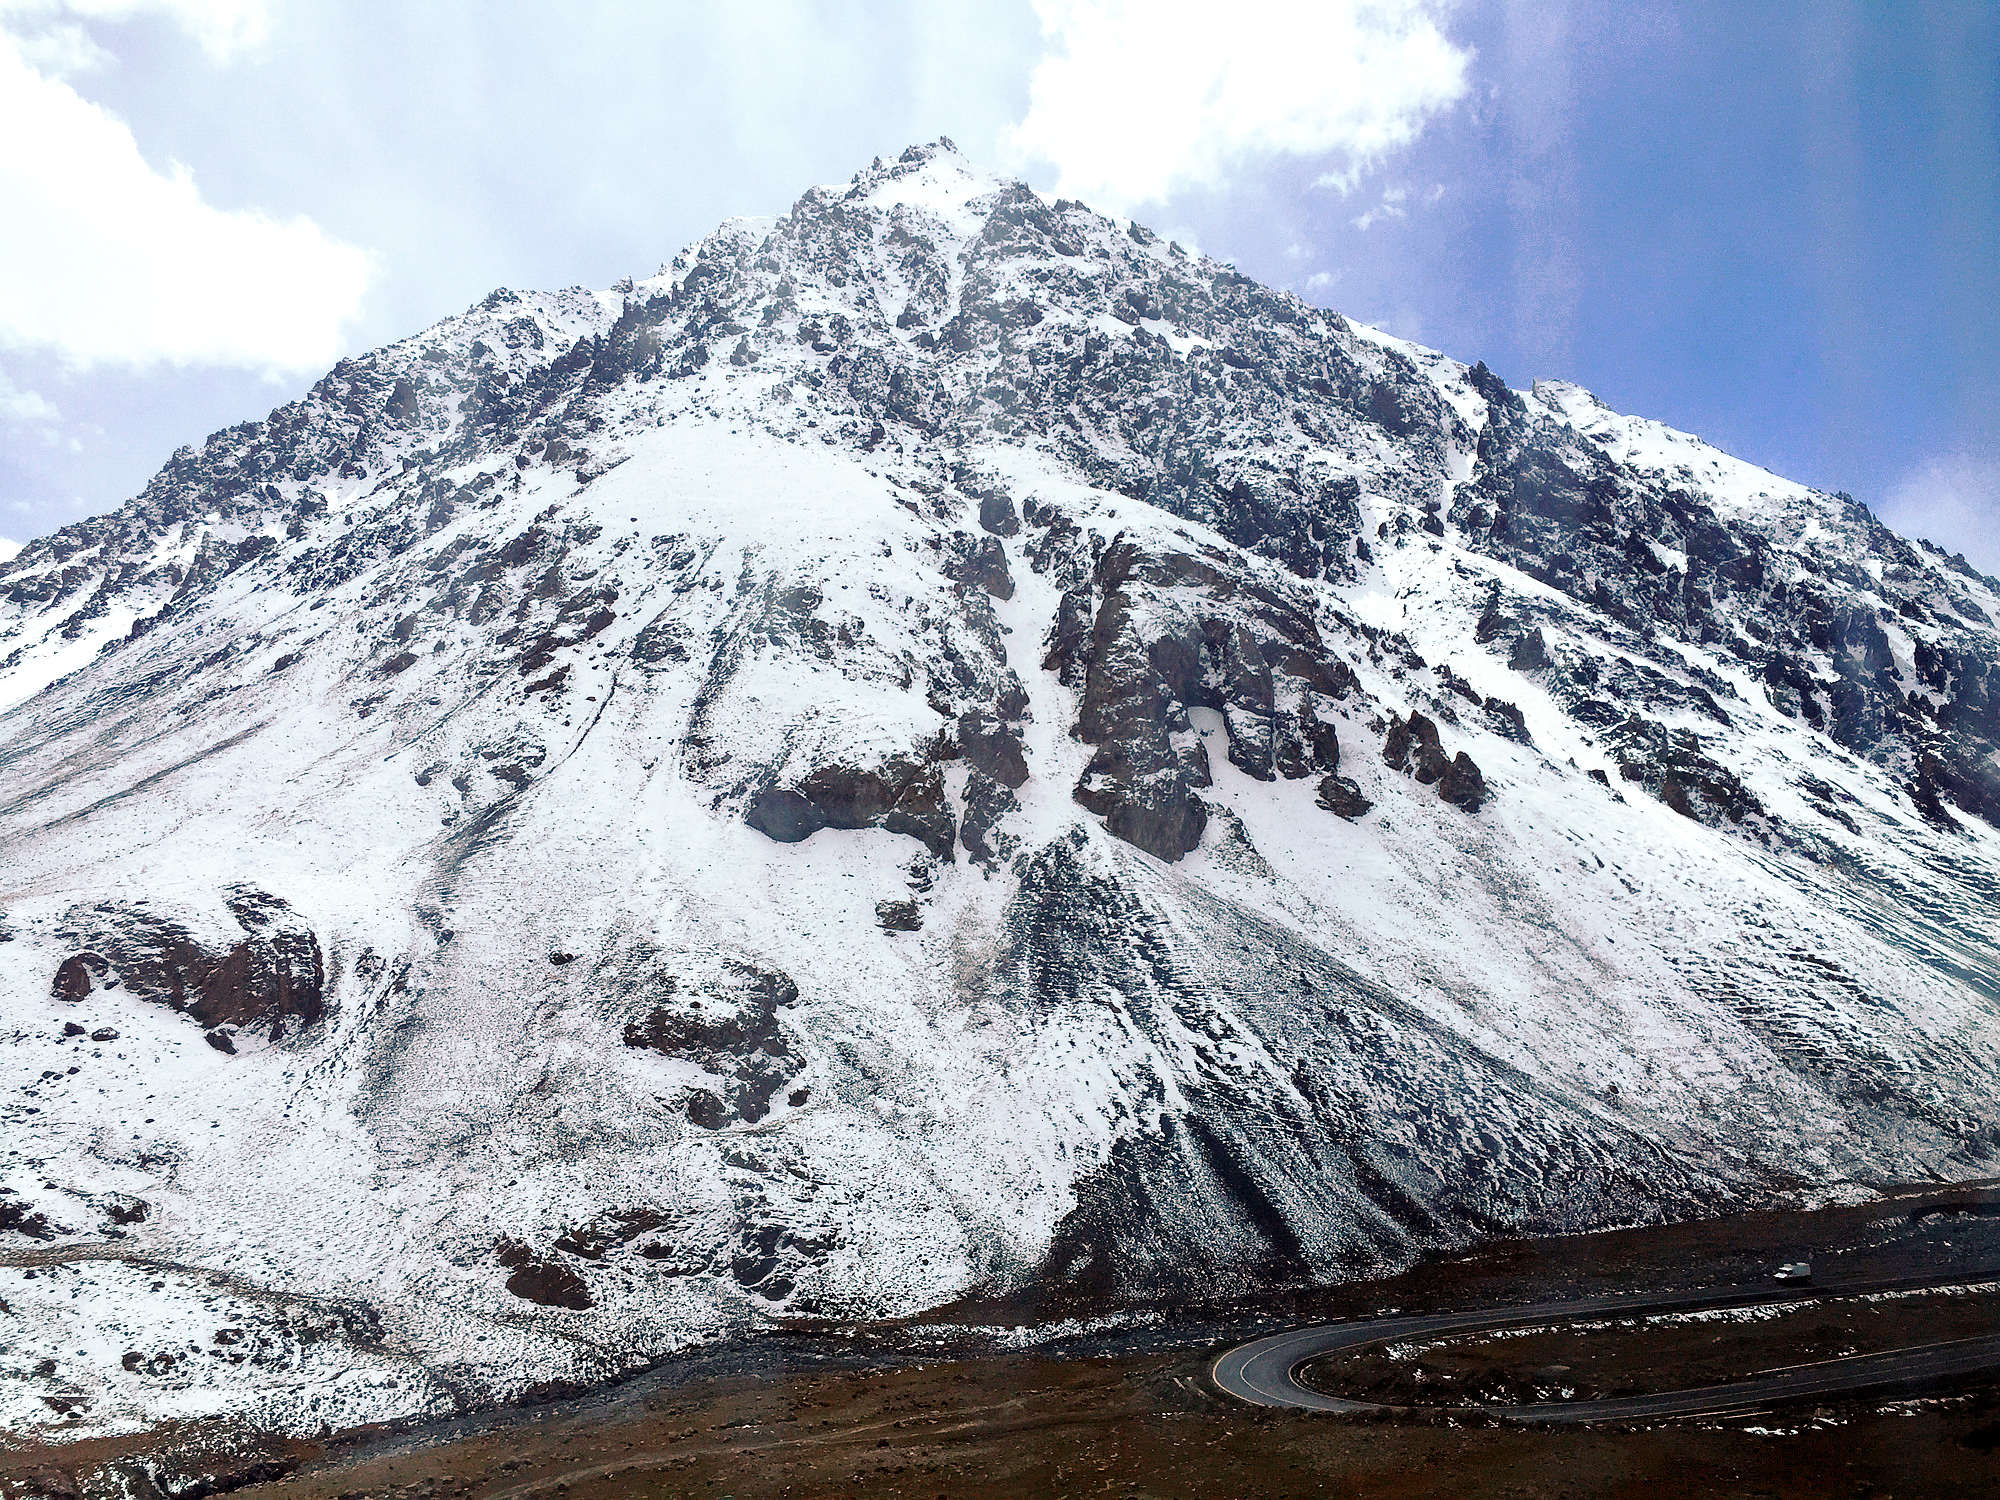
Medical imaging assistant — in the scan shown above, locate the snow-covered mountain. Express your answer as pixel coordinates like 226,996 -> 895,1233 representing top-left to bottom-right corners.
4,141 -> 1997,1440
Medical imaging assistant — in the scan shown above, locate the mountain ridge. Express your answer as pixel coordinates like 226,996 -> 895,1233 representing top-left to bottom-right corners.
1,139 -> 1996,1442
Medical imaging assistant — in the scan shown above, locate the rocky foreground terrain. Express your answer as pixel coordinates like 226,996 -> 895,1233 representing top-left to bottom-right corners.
2,140 -> 1997,1441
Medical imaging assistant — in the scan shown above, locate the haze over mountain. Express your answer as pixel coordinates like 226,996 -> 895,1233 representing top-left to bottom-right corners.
3,142 -> 1997,1440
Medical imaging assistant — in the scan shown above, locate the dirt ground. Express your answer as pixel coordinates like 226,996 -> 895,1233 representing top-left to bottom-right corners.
1301,1287 -> 2000,1406
218,1351 -> 2000,1500
5,1181 -> 1998,1499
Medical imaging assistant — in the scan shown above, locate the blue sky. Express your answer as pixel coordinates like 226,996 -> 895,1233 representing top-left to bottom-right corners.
2,1 -> 1995,570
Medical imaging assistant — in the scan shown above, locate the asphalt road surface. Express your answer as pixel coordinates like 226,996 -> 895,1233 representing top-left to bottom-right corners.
1211,1273 -> 2000,1422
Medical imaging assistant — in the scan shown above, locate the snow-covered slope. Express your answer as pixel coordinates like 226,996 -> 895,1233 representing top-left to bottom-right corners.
4,142 -> 1998,1441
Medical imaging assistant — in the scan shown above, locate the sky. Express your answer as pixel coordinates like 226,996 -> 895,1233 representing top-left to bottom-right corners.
1,0 -> 1995,571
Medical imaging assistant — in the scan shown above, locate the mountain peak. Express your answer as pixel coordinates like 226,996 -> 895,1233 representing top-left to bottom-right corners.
2,145 -> 1998,1443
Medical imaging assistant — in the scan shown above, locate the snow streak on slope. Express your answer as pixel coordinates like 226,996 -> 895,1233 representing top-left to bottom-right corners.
1,142 -> 1997,1441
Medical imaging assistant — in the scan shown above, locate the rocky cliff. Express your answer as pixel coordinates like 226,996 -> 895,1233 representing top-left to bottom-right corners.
2,141 -> 1997,1439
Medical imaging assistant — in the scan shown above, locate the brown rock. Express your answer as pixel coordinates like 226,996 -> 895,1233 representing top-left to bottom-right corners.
1383,711 -> 1451,783
52,891 -> 323,1042
51,953 -> 103,1003
1438,752 -> 1488,812
495,1238 -> 593,1309
1315,775 -> 1373,819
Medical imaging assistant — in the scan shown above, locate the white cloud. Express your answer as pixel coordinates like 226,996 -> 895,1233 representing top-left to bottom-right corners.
1881,445 -> 2000,578
1007,0 -> 1471,210
0,366 -> 58,423
0,0 -> 269,61
1354,184 -> 1409,230
0,20 -> 376,372
1353,182 -> 1444,230
10,19 -> 110,75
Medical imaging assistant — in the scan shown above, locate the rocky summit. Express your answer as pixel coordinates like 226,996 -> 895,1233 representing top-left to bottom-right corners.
2,141 -> 1997,1439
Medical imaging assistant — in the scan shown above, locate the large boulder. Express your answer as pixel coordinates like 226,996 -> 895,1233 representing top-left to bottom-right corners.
51,888 -> 324,1047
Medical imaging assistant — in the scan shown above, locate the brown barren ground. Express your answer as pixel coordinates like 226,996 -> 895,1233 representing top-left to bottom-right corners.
1301,1287 -> 2000,1407
3,1182 -> 1997,1498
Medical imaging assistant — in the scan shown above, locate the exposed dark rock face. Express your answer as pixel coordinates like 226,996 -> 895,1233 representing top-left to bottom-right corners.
1071,582 -> 1213,861
495,1238 -> 593,1310
1447,369 -> 2000,833
1383,711 -> 1451,784
1382,712 -> 1488,812
958,769 -> 1020,867
1606,714 -> 1765,827
51,889 -> 323,1045
550,1208 -> 668,1264
746,757 -> 956,860
1507,627 -> 1551,672
1911,743 -> 2000,831
956,706 -> 1028,788
622,959 -> 800,1125
941,531 -> 1014,599
1483,696 -> 1532,743
1042,586 -> 1093,682
1059,534 -> 1363,858
976,487 -> 1020,537
1437,752 -> 1488,812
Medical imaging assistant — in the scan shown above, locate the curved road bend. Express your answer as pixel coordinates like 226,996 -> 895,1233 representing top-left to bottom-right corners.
1211,1273 -> 2000,1422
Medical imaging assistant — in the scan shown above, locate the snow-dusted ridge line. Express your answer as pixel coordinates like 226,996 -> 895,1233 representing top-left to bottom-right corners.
0,140 -> 1996,1443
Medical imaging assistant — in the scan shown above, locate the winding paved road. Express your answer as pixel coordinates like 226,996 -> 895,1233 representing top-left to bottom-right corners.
1212,1273 -> 2000,1422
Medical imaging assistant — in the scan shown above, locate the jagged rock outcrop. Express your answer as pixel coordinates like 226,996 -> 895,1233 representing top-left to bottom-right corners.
1436,752 -> 1488,812
2,141 -> 1998,1442
1060,533 -> 1361,859
1449,371 -> 2000,835
1383,710 -> 1451,783
50,890 -> 323,1049
1070,572 -> 1214,860
746,757 -> 956,861
621,958 -> 801,1126
1382,711 -> 1488,813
